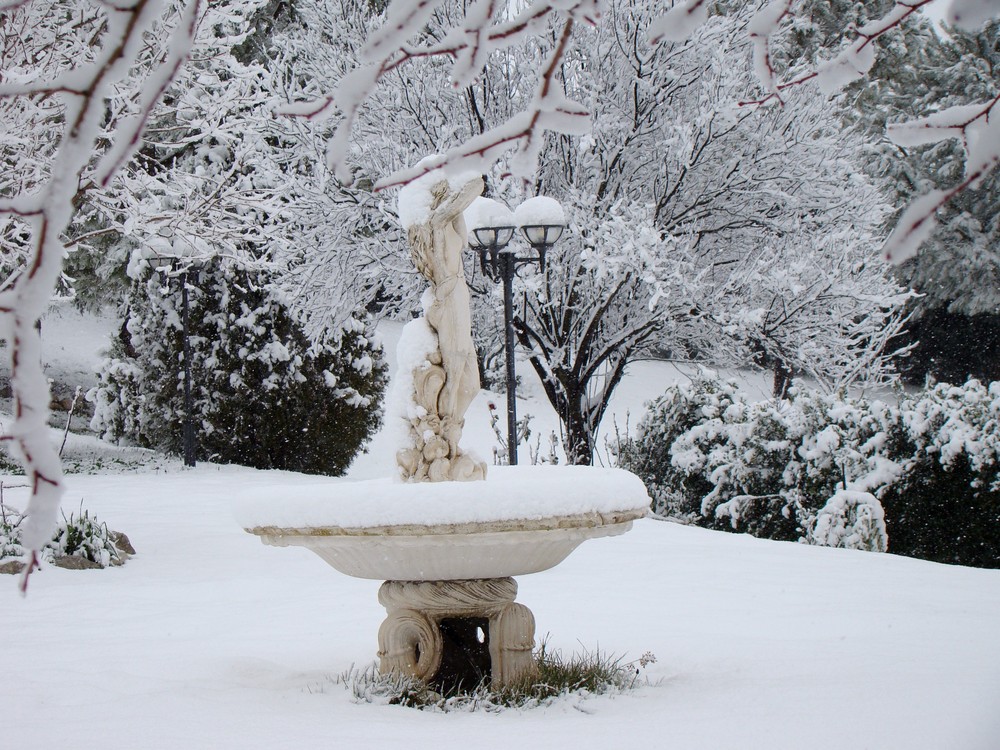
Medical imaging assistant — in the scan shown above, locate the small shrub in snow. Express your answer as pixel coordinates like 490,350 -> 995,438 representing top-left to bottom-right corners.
0,449 -> 23,475
809,490 -> 888,552
90,259 -> 388,475
50,505 -> 120,567
1,500 -> 126,568
0,501 -> 24,560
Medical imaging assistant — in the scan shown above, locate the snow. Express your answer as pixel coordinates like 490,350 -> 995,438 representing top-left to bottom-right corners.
882,188 -> 946,264
3,318 -> 1000,748
236,465 -> 650,530
946,0 -> 1000,29
815,40 -> 877,95
747,0 -> 792,93
514,195 -> 565,227
395,157 -> 480,229
464,196 -> 515,232
887,98 -> 1000,200
888,103 -> 988,148
382,312 -> 438,455
647,0 -> 709,44
2,465 -> 999,748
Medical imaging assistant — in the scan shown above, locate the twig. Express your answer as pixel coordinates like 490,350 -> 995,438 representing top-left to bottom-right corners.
58,386 -> 82,459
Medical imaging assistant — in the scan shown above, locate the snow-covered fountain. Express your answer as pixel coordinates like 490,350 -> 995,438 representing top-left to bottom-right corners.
240,172 -> 649,691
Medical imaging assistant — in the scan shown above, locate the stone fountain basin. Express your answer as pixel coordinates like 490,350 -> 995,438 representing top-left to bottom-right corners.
246,510 -> 644,580
238,466 -> 650,581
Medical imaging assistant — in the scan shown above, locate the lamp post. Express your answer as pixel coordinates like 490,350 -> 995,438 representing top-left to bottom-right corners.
466,197 -> 565,465
154,257 -> 203,468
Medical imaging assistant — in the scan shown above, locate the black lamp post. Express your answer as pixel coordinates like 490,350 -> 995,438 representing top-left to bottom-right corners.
467,201 -> 564,465
154,257 -> 203,468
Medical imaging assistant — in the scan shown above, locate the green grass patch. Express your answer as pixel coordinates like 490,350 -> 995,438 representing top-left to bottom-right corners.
331,643 -> 657,711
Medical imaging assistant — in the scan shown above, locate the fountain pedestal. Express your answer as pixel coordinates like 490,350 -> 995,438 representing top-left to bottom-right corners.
378,577 -> 535,690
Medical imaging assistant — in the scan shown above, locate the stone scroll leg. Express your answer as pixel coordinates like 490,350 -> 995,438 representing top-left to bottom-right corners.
377,608 -> 443,682
489,602 -> 537,687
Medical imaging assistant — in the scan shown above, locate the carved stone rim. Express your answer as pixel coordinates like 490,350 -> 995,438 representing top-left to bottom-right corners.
245,507 -> 647,539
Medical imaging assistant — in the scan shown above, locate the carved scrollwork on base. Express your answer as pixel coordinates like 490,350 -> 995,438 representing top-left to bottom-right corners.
490,602 -> 538,686
376,577 -> 537,689
376,608 -> 443,682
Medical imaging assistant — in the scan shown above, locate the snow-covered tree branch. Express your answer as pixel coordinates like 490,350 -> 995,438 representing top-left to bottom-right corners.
657,0 -> 1000,264
314,0 -> 998,265
0,0 -> 199,591
297,0 -> 599,188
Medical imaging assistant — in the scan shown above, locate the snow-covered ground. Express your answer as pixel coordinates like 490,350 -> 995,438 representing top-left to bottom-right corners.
1,313 -> 999,749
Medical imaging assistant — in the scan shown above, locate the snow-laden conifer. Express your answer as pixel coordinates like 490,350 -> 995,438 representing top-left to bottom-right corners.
90,258 -> 387,475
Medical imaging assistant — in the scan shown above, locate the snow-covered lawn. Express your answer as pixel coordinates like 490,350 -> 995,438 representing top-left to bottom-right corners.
2,315 -> 998,748
3,466 -> 999,749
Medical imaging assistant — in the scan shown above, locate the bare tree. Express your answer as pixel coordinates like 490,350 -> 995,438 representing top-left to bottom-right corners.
513,202 -> 705,464
509,1 -> 910,461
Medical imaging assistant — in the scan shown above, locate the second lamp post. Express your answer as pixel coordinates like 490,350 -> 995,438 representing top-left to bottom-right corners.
466,196 -> 565,466
154,257 -> 203,468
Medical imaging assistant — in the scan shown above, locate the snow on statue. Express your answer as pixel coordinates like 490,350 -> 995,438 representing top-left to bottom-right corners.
393,166 -> 487,482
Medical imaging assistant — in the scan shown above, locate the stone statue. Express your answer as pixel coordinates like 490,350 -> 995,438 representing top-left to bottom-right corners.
396,176 -> 487,482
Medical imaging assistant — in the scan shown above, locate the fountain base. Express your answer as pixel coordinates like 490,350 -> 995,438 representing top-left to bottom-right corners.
377,577 -> 536,691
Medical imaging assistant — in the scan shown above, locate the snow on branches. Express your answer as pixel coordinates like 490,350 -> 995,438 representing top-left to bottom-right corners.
652,0 -> 1000,265
313,0 -> 998,264
0,0 -> 199,592
294,0 -> 599,189
884,93 -> 1000,263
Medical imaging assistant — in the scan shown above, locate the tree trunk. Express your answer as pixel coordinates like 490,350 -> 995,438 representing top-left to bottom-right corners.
564,422 -> 593,465
773,360 -> 791,399
563,393 -> 593,466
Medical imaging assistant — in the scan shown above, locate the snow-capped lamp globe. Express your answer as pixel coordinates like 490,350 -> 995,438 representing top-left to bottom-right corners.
465,196 -> 516,281
240,169 -> 649,695
514,195 -> 566,274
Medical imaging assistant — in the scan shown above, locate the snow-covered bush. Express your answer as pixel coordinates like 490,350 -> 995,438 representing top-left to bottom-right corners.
809,490 -> 888,553
616,371 -> 746,520
620,372 -> 898,540
622,374 -> 1000,567
90,259 -> 387,475
879,380 -> 1000,567
1,501 -> 124,568
676,384 -> 898,542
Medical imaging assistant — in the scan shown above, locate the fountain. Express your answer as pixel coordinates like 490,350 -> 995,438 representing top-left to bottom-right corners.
240,171 -> 649,692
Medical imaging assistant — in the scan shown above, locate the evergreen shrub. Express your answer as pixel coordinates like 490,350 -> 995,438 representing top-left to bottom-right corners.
879,380 -> 1000,566
619,374 -> 999,567
90,259 -> 387,475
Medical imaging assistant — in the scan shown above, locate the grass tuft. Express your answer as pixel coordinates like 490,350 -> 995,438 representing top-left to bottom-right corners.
332,642 -> 657,711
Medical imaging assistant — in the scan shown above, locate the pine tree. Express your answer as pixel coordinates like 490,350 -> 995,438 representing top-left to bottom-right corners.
90,258 -> 387,475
